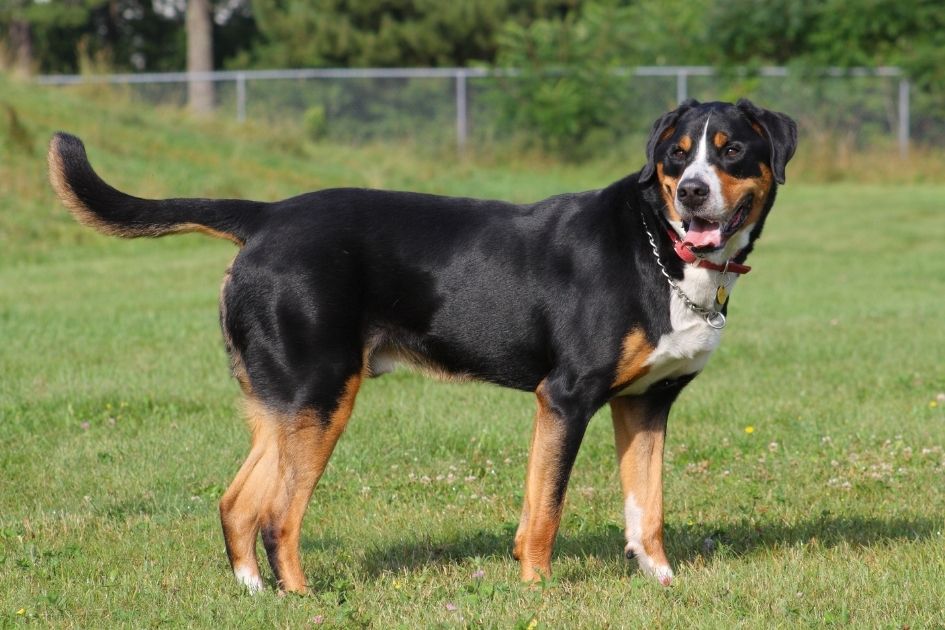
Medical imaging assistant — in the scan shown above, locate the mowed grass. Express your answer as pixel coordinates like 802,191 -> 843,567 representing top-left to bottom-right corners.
2,76 -> 945,627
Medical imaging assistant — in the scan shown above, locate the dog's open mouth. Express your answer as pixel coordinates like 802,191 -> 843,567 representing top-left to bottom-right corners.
681,195 -> 753,253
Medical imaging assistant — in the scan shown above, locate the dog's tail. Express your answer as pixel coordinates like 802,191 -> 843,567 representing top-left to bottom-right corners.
48,132 -> 265,246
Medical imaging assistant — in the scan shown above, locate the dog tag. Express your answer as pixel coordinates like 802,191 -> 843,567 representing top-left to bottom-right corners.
716,285 -> 728,306
705,311 -> 726,329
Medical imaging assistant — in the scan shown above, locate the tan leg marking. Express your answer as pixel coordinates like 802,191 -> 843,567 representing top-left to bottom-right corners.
610,396 -> 673,585
517,382 -> 568,582
611,329 -> 654,390
220,375 -> 362,594
512,411 -> 539,562
219,397 -> 280,593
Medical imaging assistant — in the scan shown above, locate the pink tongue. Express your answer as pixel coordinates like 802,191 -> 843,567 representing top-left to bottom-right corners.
684,217 -> 723,249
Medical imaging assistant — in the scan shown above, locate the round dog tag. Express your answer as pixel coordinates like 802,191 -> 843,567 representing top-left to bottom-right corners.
716,285 -> 728,306
705,311 -> 726,329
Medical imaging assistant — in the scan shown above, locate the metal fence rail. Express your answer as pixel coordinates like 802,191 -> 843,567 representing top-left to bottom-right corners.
36,65 -> 917,157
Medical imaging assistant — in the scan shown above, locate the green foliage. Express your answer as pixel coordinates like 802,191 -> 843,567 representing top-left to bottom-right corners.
241,0 -> 579,68
0,101 -> 34,155
490,0 -> 944,156
0,0 -> 256,73
0,0 -> 103,27
707,0 -> 945,101
303,104 -> 328,140
491,2 -> 635,155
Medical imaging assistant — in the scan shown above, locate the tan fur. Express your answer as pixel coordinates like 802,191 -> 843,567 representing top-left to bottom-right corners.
713,131 -> 729,149
656,162 -> 682,223
611,329 -> 653,389
47,137 -> 116,236
514,380 -> 568,581
716,162 -> 773,226
366,341 -> 472,384
610,397 -> 669,567
678,135 -> 692,152
219,374 -> 362,594
176,222 -> 244,246
219,262 -> 250,393
218,397 -> 279,587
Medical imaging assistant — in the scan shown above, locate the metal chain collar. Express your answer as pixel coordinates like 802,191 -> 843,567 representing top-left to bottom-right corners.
638,209 -> 728,330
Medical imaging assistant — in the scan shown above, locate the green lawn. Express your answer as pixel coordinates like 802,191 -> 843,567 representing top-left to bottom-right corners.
2,77 -> 945,627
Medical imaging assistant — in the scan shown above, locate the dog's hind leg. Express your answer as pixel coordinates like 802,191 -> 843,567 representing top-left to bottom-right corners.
219,397 -> 282,593
219,373 -> 361,594
258,374 -> 362,594
610,396 -> 673,586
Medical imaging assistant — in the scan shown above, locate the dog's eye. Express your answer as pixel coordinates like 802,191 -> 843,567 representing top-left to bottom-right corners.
670,147 -> 687,160
724,145 -> 742,158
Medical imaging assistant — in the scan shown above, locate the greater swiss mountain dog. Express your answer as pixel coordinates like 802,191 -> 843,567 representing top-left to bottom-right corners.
48,98 -> 797,593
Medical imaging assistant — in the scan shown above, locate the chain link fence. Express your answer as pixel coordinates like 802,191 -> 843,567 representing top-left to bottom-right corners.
37,66 -> 939,158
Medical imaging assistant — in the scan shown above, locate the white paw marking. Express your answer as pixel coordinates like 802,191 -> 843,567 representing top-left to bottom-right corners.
624,494 -> 674,586
234,565 -> 264,594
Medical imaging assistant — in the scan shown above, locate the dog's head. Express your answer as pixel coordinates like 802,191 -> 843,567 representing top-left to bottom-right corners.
640,99 -> 797,258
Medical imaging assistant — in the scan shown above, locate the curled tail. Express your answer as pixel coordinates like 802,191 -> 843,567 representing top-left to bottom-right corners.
48,132 -> 265,246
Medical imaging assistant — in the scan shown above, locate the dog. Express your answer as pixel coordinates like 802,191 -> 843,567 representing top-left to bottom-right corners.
48,98 -> 796,593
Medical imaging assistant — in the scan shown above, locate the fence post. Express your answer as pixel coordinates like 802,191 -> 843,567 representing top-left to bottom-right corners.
236,72 -> 247,122
455,71 -> 468,155
897,78 -> 909,159
676,70 -> 688,104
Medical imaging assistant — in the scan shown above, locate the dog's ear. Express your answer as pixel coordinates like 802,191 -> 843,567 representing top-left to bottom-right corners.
736,98 -> 798,184
640,98 -> 699,183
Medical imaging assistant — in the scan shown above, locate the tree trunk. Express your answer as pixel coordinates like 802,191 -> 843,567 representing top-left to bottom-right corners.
186,0 -> 214,114
9,19 -> 34,77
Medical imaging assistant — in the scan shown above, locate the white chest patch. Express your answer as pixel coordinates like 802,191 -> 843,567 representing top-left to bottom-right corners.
619,266 -> 735,396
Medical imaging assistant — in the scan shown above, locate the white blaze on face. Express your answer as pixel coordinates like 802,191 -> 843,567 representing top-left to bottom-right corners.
676,115 -> 725,217
624,493 -> 674,586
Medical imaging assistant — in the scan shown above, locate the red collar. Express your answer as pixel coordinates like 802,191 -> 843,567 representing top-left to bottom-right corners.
665,227 -> 752,275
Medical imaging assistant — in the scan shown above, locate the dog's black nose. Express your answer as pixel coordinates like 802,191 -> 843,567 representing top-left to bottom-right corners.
677,178 -> 709,209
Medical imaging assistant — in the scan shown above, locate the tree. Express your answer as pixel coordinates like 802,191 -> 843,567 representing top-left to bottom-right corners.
7,17 -> 32,76
187,0 -> 214,113
242,0 -> 579,68
0,0 -> 256,75
0,0 -> 105,75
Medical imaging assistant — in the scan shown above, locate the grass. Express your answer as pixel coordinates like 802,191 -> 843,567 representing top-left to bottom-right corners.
2,75 -> 945,627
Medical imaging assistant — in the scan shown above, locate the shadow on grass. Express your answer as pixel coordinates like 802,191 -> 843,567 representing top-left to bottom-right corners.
667,513 -> 941,565
355,514 -> 941,578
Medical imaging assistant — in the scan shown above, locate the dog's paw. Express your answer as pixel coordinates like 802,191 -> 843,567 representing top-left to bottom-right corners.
625,542 -> 673,587
234,566 -> 264,594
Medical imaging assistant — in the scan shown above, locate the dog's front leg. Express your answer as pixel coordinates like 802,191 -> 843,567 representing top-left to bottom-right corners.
610,396 -> 674,586
515,376 -> 594,582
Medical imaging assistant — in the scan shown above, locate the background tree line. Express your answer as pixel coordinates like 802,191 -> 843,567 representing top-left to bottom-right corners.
2,0 -> 941,151
2,0 -> 941,82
